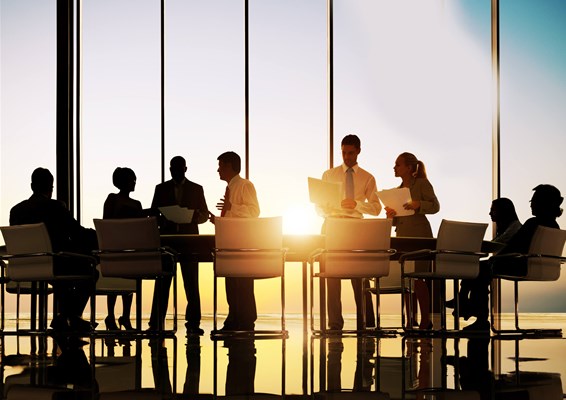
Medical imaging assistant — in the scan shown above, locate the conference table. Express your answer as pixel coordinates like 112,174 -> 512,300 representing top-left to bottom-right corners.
160,234 -> 503,332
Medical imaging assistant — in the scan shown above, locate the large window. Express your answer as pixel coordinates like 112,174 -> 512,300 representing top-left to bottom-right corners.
0,1 -> 57,227
80,0 -> 162,228
500,0 -> 566,311
333,0 -> 492,313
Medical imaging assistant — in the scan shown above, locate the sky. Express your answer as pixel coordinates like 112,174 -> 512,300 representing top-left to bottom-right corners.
1,0 -> 566,315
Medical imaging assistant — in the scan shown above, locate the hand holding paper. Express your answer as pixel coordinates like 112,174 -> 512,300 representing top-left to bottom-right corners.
378,187 -> 415,217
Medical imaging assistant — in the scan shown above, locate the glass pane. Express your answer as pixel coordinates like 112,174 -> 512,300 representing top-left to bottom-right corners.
500,0 -> 566,311
80,0 -> 161,228
248,0 -> 327,234
334,0 -> 492,232
165,0 -> 245,236
0,1 -> 57,227
333,0 -> 492,314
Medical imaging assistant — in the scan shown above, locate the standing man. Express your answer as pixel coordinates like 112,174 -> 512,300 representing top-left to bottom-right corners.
10,167 -> 98,332
209,151 -> 260,331
150,156 -> 209,335
318,134 -> 382,330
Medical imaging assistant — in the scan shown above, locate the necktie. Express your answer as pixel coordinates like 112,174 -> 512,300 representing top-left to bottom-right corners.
221,186 -> 230,217
346,167 -> 354,199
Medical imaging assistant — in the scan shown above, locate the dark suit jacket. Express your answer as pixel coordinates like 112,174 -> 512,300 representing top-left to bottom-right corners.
9,193 -> 97,253
151,178 -> 209,234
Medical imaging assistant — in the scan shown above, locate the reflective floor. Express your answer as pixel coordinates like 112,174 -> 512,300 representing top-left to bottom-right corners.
1,314 -> 566,399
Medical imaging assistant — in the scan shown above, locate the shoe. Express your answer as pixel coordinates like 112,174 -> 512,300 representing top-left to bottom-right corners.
118,316 -> 133,330
50,314 -> 70,332
463,319 -> 490,332
104,316 -> 119,331
186,327 -> 205,336
69,316 -> 94,333
419,320 -> 433,330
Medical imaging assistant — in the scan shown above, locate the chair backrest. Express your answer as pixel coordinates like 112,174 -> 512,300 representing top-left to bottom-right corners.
434,219 -> 488,278
323,218 -> 393,278
524,226 -> 566,281
0,223 -> 55,281
214,217 -> 283,278
93,217 -> 165,278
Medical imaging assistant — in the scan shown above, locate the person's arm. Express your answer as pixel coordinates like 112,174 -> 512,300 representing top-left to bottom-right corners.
102,194 -> 115,219
229,181 -> 260,218
355,175 -> 382,216
194,185 -> 209,224
414,179 -> 440,215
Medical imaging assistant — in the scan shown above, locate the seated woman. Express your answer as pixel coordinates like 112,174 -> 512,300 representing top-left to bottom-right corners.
102,167 -> 144,330
446,197 -> 522,313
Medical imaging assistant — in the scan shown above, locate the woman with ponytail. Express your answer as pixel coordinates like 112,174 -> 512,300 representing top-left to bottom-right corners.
385,152 -> 440,330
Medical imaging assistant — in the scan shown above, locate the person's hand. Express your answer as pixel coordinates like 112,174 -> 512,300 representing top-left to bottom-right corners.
385,206 -> 396,219
216,196 -> 232,213
208,212 -> 216,224
341,198 -> 356,209
403,200 -> 421,211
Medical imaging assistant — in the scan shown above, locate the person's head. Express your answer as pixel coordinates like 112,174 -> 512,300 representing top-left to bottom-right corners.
341,134 -> 361,168
169,156 -> 187,184
490,197 -> 519,234
31,168 -> 54,197
530,184 -> 563,219
394,152 -> 427,180
112,167 -> 137,193
217,151 -> 241,182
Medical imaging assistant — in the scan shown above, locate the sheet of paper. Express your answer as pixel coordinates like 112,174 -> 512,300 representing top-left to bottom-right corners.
158,205 -> 195,224
377,187 -> 414,217
308,177 -> 342,209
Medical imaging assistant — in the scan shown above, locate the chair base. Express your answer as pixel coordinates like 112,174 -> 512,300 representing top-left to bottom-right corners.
311,327 -> 398,337
210,329 -> 288,340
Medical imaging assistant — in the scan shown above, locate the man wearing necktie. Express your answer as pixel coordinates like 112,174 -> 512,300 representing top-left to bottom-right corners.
209,151 -> 260,331
150,156 -> 209,335
318,134 -> 382,330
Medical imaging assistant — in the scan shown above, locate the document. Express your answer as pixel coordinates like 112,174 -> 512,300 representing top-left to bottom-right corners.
308,177 -> 342,208
158,205 -> 195,224
377,187 -> 414,217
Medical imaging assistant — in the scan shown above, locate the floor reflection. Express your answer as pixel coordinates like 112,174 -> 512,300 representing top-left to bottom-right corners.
0,315 -> 565,398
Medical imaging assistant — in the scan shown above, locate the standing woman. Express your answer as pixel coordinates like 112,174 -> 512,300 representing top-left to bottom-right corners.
385,152 -> 440,330
102,167 -> 144,330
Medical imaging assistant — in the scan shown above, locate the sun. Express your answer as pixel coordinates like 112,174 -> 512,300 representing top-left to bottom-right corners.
282,203 -> 323,235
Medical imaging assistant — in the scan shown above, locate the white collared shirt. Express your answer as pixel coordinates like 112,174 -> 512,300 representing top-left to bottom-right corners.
224,174 -> 260,218
320,163 -> 381,218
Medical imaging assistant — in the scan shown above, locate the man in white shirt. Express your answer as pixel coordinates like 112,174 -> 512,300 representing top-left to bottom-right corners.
319,134 -> 382,330
209,151 -> 260,331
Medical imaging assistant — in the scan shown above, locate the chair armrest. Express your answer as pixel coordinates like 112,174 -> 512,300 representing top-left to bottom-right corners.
308,248 -> 325,264
436,249 -> 488,258
399,249 -> 435,263
490,252 -> 566,264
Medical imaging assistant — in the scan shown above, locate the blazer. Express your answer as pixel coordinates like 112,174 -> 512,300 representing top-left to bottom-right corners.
151,178 -> 209,234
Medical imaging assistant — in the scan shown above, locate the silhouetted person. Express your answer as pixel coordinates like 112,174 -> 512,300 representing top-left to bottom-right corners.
447,197 -> 522,319
184,336 -> 202,394
209,151 -> 260,331
151,341 -> 173,395
224,338 -> 256,395
325,337 -> 376,392
463,184 -> 563,331
317,134 -> 382,330
149,156 -> 209,334
102,167 -> 143,331
9,168 -> 98,332
385,152 -> 440,330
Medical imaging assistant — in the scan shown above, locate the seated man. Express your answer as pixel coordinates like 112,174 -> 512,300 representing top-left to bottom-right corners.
9,167 -> 98,332
461,184 -> 563,331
